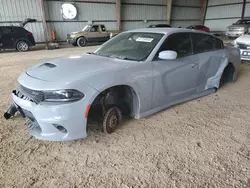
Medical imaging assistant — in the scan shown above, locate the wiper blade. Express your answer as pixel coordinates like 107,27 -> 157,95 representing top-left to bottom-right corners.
87,52 -> 97,55
88,52 -> 138,61
107,54 -> 137,60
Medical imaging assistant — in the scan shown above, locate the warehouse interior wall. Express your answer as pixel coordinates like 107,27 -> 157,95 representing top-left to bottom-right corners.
1,0 -> 203,43
0,0 -> 45,42
171,0 -> 202,27
204,0 -> 247,32
121,0 -> 168,30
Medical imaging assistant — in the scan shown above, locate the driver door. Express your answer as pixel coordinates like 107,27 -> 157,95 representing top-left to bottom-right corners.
152,33 -> 199,108
88,25 -> 100,42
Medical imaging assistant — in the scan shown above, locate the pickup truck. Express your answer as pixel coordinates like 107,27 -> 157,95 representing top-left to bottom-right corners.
66,24 -> 119,47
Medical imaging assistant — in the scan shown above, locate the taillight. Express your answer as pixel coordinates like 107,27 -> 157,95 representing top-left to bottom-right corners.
27,32 -> 33,36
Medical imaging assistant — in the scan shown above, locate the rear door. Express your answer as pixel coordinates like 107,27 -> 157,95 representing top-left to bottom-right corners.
191,33 -> 225,91
0,27 -> 15,48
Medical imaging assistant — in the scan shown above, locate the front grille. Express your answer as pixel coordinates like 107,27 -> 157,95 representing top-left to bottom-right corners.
14,85 -> 44,104
229,28 -> 240,32
237,42 -> 248,49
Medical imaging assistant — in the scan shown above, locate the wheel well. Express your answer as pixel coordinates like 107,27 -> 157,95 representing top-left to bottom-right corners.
76,36 -> 87,42
88,85 -> 139,121
221,63 -> 235,83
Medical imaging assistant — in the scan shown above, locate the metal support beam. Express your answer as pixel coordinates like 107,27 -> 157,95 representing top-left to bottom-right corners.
201,0 -> 208,25
167,0 -> 172,25
241,0 -> 246,19
116,0 -> 121,31
40,0 -> 49,46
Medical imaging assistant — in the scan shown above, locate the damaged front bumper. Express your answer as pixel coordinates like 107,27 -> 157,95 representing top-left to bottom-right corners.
11,91 -> 88,141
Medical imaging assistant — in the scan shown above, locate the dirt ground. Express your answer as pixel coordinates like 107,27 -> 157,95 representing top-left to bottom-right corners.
0,45 -> 249,188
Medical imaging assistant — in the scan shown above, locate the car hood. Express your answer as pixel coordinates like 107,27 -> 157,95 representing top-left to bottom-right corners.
235,34 -> 250,44
70,31 -> 86,35
26,54 -> 135,82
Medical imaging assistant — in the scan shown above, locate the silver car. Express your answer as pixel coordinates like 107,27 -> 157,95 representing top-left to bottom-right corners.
226,19 -> 250,38
11,28 -> 240,141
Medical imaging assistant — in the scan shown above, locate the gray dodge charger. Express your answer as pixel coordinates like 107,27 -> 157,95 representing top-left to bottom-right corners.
8,28 -> 240,141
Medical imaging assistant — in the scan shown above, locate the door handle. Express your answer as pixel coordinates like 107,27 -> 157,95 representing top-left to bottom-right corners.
191,63 -> 198,68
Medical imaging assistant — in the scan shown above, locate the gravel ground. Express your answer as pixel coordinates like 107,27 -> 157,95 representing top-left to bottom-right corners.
0,45 -> 249,188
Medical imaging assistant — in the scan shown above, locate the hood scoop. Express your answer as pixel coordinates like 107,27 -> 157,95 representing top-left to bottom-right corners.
39,63 -> 57,68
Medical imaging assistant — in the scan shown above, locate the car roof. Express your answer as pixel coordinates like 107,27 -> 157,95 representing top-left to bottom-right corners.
126,27 -> 212,35
127,28 -> 187,34
0,26 -> 22,28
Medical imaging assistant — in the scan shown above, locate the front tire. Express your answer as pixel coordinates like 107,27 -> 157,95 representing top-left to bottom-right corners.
103,107 -> 122,134
77,37 -> 87,47
16,41 -> 29,52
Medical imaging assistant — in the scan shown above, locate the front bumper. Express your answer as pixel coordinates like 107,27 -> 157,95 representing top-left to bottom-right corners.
12,93 -> 89,141
226,31 -> 244,37
239,49 -> 250,61
66,38 -> 77,44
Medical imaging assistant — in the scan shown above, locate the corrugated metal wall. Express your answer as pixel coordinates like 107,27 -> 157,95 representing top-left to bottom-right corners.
121,0 -> 167,30
0,0 -> 205,43
204,0 -> 243,31
0,0 -> 45,42
243,1 -> 250,17
45,0 -> 116,41
171,0 -> 202,27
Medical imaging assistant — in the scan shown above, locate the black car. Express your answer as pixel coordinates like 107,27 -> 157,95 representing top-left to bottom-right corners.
0,26 -> 36,52
148,24 -> 171,28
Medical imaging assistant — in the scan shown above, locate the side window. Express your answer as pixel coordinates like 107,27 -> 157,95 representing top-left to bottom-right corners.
214,38 -> 224,49
90,25 -> 99,32
192,33 -> 215,54
14,27 -> 25,33
1,27 -> 13,34
101,25 -> 106,32
160,33 -> 192,58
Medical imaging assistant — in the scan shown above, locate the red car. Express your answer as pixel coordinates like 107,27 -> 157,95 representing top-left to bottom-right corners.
186,25 -> 210,32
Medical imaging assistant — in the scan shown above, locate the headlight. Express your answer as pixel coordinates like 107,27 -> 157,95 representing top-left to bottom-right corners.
43,89 -> 84,102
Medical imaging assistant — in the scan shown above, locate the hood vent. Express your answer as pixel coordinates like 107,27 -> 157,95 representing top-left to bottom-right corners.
40,63 -> 57,68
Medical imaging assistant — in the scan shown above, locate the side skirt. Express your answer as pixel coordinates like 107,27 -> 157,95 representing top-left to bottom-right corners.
136,88 -> 216,119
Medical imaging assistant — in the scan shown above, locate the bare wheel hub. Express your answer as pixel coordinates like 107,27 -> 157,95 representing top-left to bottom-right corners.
109,115 -> 118,128
102,107 -> 122,134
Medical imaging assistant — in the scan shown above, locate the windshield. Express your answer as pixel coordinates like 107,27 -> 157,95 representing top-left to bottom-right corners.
82,25 -> 91,31
93,32 -> 164,61
235,20 -> 250,24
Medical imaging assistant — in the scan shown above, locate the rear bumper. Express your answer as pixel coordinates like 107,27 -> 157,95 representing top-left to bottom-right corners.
28,36 -> 36,46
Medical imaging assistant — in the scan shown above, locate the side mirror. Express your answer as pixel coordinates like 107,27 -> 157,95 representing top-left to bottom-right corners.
158,50 -> 177,60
